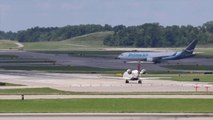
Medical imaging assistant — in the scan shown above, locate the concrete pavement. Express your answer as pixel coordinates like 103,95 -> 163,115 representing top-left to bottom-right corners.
1,95 -> 213,100
0,71 -> 212,92
1,113 -> 213,120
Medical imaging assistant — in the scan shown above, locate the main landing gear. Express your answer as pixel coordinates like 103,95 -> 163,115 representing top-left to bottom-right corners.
125,80 -> 142,84
125,80 -> 129,83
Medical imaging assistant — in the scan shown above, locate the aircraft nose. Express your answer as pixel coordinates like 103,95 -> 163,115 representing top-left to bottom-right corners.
117,53 -> 126,59
115,55 -> 121,59
117,54 -> 123,59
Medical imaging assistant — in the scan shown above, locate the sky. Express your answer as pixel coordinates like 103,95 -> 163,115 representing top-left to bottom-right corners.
0,0 -> 212,32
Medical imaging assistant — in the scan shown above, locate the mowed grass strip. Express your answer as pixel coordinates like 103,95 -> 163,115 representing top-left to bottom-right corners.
0,99 -> 213,113
0,88 -> 74,95
1,88 -> 213,95
160,74 -> 213,82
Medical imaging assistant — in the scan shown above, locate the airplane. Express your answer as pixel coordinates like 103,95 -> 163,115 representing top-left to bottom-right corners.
118,39 -> 198,64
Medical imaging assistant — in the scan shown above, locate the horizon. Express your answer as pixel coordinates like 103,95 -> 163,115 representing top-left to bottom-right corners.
0,21 -> 212,33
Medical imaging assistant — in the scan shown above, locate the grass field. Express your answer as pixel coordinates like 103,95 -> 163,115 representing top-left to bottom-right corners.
0,98 -> 213,113
1,88 -> 213,95
164,74 -> 213,82
195,47 -> 213,58
0,88 -> 75,95
0,40 -> 19,49
23,31 -> 113,51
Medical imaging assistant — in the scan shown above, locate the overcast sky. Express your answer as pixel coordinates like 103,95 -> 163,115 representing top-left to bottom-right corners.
0,0 -> 212,32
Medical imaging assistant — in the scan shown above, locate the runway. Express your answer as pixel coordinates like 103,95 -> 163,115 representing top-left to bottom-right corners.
1,113 -> 213,120
0,70 -> 212,93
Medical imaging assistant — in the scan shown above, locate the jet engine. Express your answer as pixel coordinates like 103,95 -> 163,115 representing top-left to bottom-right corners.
140,69 -> 146,74
146,57 -> 161,63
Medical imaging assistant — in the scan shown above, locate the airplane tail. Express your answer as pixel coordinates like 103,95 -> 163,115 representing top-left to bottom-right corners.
165,39 -> 198,60
176,39 -> 198,59
184,39 -> 198,53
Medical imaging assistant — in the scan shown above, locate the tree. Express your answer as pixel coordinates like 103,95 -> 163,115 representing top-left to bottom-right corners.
203,21 -> 213,33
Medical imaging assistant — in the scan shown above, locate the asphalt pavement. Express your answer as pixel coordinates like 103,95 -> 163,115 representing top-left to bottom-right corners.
1,50 -> 213,71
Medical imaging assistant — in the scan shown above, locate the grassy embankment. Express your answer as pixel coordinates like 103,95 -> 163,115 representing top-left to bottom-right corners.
0,40 -> 19,49
23,31 -> 113,51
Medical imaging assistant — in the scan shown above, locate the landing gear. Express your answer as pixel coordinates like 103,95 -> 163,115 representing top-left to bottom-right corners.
125,80 -> 129,83
125,80 -> 142,84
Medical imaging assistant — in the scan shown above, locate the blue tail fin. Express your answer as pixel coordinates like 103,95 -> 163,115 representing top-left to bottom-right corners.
184,39 -> 198,53
167,39 -> 198,60
177,39 -> 198,59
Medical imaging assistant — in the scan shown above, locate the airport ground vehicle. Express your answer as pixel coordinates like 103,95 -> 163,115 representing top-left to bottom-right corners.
123,69 -> 146,84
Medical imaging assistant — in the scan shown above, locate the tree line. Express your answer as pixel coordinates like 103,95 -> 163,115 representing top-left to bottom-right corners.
104,21 -> 213,47
0,21 -> 213,47
0,24 -> 112,42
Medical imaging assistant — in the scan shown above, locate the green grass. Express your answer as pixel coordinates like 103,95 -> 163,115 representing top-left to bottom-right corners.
163,74 -> 213,82
23,31 -> 113,51
1,89 -> 213,95
0,88 -> 76,95
0,65 -> 123,74
141,73 -> 213,82
0,40 -> 18,49
162,65 -> 213,71
0,99 -> 213,113
195,47 -> 213,58
37,50 -> 123,58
